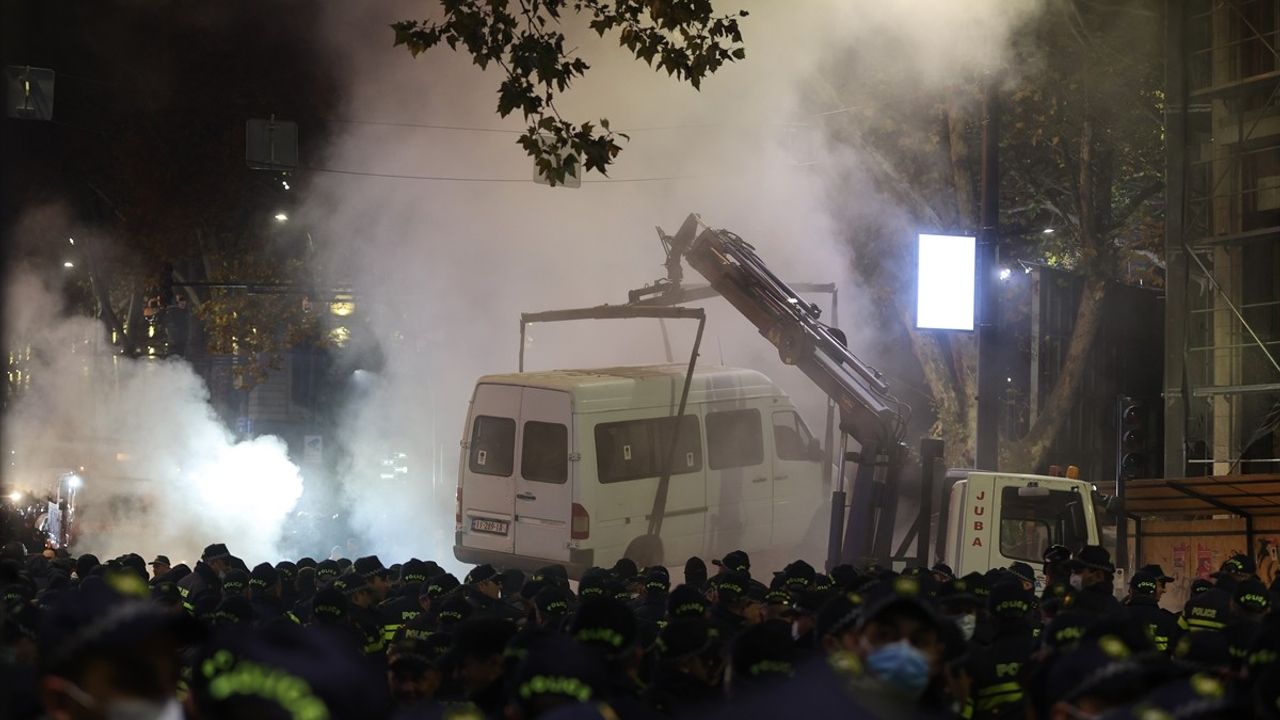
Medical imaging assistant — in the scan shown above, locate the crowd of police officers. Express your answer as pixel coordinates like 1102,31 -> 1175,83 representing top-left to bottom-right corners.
0,537 -> 1278,719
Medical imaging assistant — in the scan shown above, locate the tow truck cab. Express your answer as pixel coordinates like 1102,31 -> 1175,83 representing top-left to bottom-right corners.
937,469 -> 1109,586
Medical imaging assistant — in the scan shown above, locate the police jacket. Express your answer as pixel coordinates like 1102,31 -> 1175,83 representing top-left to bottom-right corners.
633,594 -> 668,624
967,620 -> 1036,720
465,587 -> 523,621
349,602 -> 388,659
1123,595 -> 1180,653
1073,581 -> 1123,617
710,604 -> 746,646
250,592 -> 300,629
378,592 -> 425,643
645,667 -> 719,716
178,562 -> 220,610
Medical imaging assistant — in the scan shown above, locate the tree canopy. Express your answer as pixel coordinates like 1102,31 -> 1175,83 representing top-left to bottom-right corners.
391,0 -> 749,185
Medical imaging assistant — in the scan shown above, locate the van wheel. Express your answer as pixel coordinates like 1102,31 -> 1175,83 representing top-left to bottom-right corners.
624,534 -> 664,568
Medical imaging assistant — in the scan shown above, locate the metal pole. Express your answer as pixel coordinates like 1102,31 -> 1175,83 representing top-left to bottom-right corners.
647,314 -> 705,537
976,78 -> 1002,471
823,290 -> 839,489
827,433 -> 850,570
918,437 -> 944,567
518,320 -> 527,372
1162,0 -> 1190,478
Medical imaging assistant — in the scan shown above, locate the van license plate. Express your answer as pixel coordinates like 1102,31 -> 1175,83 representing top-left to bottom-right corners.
471,518 -> 509,535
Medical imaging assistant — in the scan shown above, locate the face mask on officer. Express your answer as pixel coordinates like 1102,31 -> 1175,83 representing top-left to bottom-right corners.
861,639 -> 931,701
950,613 -> 977,642
1069,573 -> 1085,591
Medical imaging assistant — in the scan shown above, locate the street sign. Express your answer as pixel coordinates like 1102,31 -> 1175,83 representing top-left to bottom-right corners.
5,65 -> 55,120
246,117 -> 299,170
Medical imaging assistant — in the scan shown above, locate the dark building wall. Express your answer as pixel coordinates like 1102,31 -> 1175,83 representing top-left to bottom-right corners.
999,266 -> 1164,482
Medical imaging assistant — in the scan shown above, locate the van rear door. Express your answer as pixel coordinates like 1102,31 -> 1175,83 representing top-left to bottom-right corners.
513,387 -> 572,562
460,383 -> 520,555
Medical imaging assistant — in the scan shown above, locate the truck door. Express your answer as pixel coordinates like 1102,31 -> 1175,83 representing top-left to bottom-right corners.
460,384 -> 520,555
958,474 -> 997,575
513,387 -> 573,562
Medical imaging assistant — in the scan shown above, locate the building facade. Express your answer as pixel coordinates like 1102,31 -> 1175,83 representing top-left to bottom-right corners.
1165,0 -> 1280,476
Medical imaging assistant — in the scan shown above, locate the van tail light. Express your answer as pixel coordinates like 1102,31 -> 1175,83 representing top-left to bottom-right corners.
571,503 -> 590,540
455,487 -> 463,528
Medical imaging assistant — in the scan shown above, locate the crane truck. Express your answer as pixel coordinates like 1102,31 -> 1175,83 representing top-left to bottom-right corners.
454,214 -> 1116,581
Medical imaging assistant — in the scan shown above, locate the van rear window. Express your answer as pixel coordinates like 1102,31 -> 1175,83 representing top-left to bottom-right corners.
469,415 -> 515,477
522,421 -> 568,484
594,415 -> 701,484
706,409 -> 763,470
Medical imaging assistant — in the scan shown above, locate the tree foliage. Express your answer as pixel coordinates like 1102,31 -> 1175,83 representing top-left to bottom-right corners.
808,0 -> 1164,468
391,0 -> 748,185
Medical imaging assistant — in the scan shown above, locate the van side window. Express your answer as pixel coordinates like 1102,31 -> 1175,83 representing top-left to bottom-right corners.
595,415 -> 701,484
772,410 -> 814,461
706,409 -> 763,470
469,415 -> 515,477
522,421 -> 568,484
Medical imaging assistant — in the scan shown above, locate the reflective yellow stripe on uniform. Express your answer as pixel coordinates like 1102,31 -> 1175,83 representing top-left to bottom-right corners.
382,624 -> 403,644
974,682 -> 1023,711
1179,616 -> 1225,632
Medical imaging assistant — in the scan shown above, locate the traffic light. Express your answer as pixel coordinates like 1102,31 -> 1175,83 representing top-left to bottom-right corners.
1117,396 -> 1162,480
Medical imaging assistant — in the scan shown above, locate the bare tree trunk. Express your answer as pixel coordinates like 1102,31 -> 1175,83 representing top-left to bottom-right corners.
1003,114 -> 1110,471
899,302 -> 973,467
1002,271 -> 1108,470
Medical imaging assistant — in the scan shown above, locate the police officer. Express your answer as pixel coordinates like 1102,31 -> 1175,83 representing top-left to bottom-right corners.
709,571 -> 765,643
1123,570 -> 1180,653
336,573 -> 388,660
967,581 -> 1036,720
378,559 -> 430,644
1064,545 -> 1122,616
464,565 -> 522,621
634,568 -> 669,624
178,543 -> 231,610
249,562 -> 299,628
646,618 -> 722,715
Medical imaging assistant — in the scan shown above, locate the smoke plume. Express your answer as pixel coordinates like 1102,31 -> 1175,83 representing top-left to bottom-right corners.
2,262 -> 303,566
305,0 -> 1044,570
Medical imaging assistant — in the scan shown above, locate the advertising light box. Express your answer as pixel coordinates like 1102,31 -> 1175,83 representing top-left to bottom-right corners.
916,233 -> 976,331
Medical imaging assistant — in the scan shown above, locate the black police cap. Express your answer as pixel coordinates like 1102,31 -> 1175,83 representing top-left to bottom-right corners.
570,596 -> 637,656
668,584 -> 709,620
191,622 -> 390,719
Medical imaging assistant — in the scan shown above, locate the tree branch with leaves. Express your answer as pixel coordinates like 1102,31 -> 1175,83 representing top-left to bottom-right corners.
391,0 -> 748,185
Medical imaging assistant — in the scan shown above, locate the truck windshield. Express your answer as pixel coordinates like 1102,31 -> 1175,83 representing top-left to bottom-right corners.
999,487 -> 1090,563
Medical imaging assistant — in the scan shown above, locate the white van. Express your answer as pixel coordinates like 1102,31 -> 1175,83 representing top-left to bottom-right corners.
453,365 -> 829,576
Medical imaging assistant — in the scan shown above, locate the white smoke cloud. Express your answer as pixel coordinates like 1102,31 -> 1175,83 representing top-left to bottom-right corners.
304,0 -> 1044,570
2,266 -> 303,567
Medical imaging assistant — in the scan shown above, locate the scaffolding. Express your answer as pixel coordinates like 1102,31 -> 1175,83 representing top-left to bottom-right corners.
1167,0 -> 1280,475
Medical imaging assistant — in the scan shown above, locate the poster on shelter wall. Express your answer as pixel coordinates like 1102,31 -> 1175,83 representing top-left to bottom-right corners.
1171,542 -> 1188,592
1196,543 -> 1213,580
1260,537 -> 1279,588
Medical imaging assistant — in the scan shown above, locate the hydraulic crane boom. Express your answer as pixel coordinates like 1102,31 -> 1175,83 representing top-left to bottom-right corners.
675,215 -> 906,451
664,214 -> 909,567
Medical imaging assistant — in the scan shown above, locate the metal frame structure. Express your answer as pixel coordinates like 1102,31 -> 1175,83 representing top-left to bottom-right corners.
1166,0 -> 1280,475
1101,473 -> 1280,560
518,304 -> 706,538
